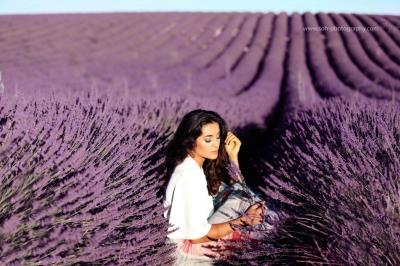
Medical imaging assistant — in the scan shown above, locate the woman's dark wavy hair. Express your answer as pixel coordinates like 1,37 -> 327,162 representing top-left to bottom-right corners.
164,109 -> 233,196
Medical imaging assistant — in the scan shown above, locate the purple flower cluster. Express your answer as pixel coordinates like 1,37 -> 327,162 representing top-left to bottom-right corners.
252,97 -> 400,265
0,94 -> 189,265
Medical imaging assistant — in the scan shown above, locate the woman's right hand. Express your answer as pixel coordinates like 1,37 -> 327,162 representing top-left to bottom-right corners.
241,202 -> 265,226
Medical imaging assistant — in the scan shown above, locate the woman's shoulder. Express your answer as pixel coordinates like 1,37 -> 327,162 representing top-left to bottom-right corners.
169,168 -> 205,190
171,167 -> 204,185
172,156 -> 204,177
167,155 -> 206,191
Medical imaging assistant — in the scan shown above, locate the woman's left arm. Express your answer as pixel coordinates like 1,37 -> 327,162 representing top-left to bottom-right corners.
225,131 -> 241,167
225,132 -> 245,183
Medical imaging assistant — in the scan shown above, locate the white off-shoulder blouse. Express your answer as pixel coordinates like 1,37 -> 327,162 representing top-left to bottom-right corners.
163,155 -> 214,240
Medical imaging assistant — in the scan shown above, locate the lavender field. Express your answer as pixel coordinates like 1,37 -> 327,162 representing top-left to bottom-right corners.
0,12 -> 399,265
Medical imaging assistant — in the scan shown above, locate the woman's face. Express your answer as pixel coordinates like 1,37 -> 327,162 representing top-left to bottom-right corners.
191,122 -> 221,160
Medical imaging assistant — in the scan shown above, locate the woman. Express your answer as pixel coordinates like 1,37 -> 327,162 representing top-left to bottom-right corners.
163,109 -> 266,265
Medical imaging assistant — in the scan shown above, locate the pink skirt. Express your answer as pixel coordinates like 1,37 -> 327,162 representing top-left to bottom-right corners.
171,230 -> 245,265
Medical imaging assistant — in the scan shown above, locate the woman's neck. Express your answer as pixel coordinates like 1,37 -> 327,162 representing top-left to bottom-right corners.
189,153 -> 205,168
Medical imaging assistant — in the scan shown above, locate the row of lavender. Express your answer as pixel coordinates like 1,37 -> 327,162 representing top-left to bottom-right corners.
217,98 -> 400,265
0,13 -> 399,100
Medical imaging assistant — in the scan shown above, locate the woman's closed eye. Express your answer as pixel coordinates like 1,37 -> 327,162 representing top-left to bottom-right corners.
205,137 -> 220,143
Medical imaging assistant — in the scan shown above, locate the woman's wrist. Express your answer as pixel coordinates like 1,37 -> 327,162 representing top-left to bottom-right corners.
229,156 -> 239,167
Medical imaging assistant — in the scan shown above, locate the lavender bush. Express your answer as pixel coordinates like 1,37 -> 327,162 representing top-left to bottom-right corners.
0,93 -> 196,265
246,97 -> 400,265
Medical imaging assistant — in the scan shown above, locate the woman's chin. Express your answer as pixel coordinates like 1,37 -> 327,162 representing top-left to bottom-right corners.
209,154 -> 218,160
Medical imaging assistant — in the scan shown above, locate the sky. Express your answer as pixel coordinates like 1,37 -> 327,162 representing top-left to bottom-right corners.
0,0 -> 399,15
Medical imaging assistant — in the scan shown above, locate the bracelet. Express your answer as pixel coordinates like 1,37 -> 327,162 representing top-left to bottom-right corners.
239,217 -> 250,227
228,222 -> 237,231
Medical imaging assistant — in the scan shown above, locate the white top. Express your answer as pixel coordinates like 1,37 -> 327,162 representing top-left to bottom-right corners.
163,155 -> 214,240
